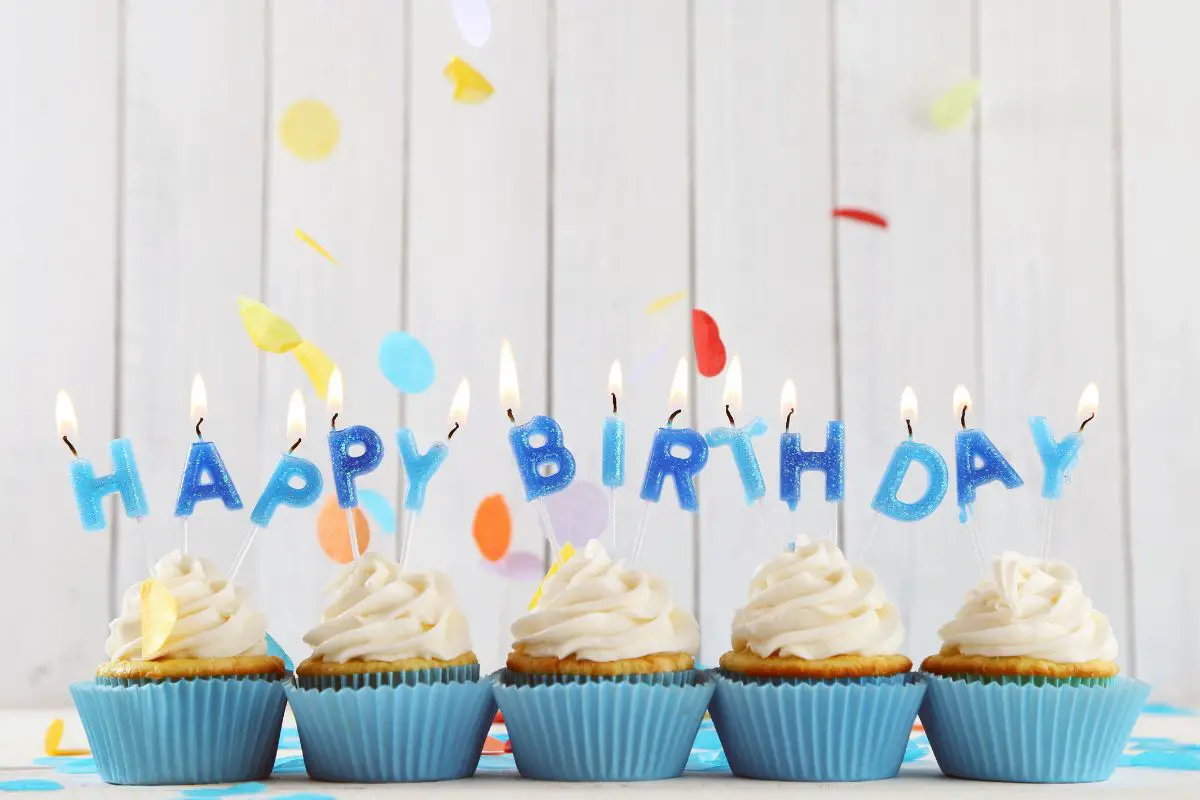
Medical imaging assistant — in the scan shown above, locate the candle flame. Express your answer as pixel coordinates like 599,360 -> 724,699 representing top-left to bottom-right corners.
608,360 -> 623,401
723,354 -> 743,411
448,378 -> 470,428
499,339 -> 520,416
953,384 -> 972,425
326,368 -> 344,416
668,357 -> 689,412
900,386 -> 918,427
286,390 -> 306,441
1077,382 -> 1099,425
55,390 -> 77,438
779,379 -> 797,424
190,374 -> 207,423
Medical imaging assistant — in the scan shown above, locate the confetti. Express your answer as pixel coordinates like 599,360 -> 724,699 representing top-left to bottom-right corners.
494,709 -> 504,724
529,542 -> 575,609
316,493 -> 370,564
279,100 -> 340,161
832,208 -> 888,229
278,727 -> 301,749
43,719 -> 88,758
181,783 -> 267,797
486,550 -> 543,581
645,291 -> 686,314
271,756 -> 307,776
472,494 -> 511,562
140,578 -> 177,659
292,340 -> 336,401
482,735 -> 507,755
358,489 -> 397,535
451,0 -> 492,47
0,781 -> 62,792
692,309 -> 727,378
542,480 -> 608,547
930,79 -> 981,130
265,633 -> 293,672
294,228 -> 338,266
443,57 -> 494,104
273,795 -> 336,800
237,296 -> 303,354
378,332 -> 436,394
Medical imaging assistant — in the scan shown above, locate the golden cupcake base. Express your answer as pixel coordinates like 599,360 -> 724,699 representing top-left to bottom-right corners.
96,655 -> 286,681
506,647 -> 693,676
719,648 -> 912,679
921,650 -> 1119,680
295,651 -> 478,677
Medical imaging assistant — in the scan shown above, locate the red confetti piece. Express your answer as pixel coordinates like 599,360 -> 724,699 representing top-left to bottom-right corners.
832,208 -> 889,229
494,710 -> 504,725
504,740 -> 513,754
482,736 -> 507,755
691,309 -> 727,378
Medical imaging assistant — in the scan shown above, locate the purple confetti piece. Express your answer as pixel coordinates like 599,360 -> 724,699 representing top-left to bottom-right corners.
542,479 -> 608,547
486,551 -> 544,581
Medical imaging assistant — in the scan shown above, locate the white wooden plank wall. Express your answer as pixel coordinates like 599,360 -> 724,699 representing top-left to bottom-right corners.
3,0 -> 1198,706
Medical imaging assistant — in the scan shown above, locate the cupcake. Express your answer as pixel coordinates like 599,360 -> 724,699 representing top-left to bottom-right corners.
709,536 -> 926,781
284,552 -> 495,782
493,539 -> 713,781
70,550 -> 287,785
919,551 -> 1150,783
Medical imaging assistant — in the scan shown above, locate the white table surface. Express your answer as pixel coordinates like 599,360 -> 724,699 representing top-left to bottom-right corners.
2,708 -> 1199,797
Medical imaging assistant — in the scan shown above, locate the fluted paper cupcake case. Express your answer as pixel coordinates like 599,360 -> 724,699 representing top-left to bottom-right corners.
708,670 -> 926,781
919,673 -> 1150,783
70,676 -> 287,786
492,669 -> 715,781
499,668 -> 695,687
940,672 -> 1116,688
285,676 -> 496,782
295,663 -> 480,690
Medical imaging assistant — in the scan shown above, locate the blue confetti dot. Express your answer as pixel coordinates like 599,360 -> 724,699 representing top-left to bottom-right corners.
277,726 -> 301,750
358,489 -> 397,535
0,780 -> 63,792
266,633 -> 294,672
378,332 -> 435,394
180,783 -> 266,797
272,755 -> 307,775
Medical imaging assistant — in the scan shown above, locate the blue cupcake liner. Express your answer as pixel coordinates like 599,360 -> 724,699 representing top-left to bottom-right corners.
284,678 -> 496,782
94,673 -> 285,688
708,670 -> 926,781
919,673 -> 1150,783
70,677 -> 287,785
295,663 -> 480,690
500,668 -> 695,687
491,669 -> 715,781
941,672 -> 1116,688
714,668 -> 913,687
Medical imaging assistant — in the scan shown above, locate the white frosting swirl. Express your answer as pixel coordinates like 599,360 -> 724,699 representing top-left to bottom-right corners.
730,537 -> 905,659
303,553 -> 473,663
106,550 -> 267,661
511,540 -> 699,661
937,551 -> 1118,663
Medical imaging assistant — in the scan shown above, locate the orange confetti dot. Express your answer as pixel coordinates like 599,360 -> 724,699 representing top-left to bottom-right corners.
317,493 -> 370,563
472,494 -> 511,562
481,735 -> 507,755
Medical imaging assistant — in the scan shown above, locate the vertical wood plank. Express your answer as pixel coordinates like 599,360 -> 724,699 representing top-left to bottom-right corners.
553,1 -> 695,617
1119,0 -> 1200,701
977,0 -> 1130,666
407,0 -> 549,669
257,0 -> 407,658
692,0 -> 838,667
120,0 -> 267,595
0,0 -> 120,705
835,0 -> 978,663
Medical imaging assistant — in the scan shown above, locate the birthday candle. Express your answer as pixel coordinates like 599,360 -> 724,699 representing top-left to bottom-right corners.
500,340 -> 577,502
640,358 -> 709,512
778,378 -> 845,510
326,368 -> 385,511
175,375 -> 243,517
952,385 -> 1023,522
249,391 -> 323,527
1029,382 -> 1096,500
602,360 -> 626,489
704,355 -> 767,505
871,387 -> 949,522
397,379 -> 469,512
57,390 -> 149,532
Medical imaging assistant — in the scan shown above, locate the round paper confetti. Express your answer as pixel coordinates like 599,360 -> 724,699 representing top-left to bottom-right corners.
316,494 -> 370,564
451,0 -> 492,47
486,550 -> 543,581
279,100 -> 340,161
472,494 -> 511,562
542,480 -> 608,547
378,332 -> 436,393
358,489 -> 397,534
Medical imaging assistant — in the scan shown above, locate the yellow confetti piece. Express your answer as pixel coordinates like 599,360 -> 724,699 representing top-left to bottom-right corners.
237,296 -> 303,354
140,578 -> 178,660
645,291 -> 686,314
295,228 -> 338,266
279,99 -> 340,161
443,57 -> 494,104
292,340 -> 336,401
930,79 -> 981,130
43,719 -> 89,757
528,542 -> 575,610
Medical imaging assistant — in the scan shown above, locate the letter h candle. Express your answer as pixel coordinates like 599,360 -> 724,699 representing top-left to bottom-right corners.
57,391 -> 149,532
778,378 -> 845,512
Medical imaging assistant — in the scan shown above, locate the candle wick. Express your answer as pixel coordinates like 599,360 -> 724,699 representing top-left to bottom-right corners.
195,417 -> 204,439
288,437 -> 302,454
1079,411 -> 1095,433
61,434 -> 78,458
330,412 -> 338,430
785,408 -> 794,433
506,408 -> 516,424
447,421 -> 460,440
905,418 -> 913,438
667,408 -> 683,426
611,392 -> 617,415
725,404 -> 735,426
960,406 -> 968,429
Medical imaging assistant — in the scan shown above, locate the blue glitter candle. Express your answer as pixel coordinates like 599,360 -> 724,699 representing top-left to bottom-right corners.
328,424 -> 385,509
706,416 -> 768,505
174,440 -> 244,517
953,386 -> 1023,520
397,428 -> 450,511
1029,416 -> 1083,500
640,425 -> 710,511
251,454 -> 323,527
871,387 -> 948,522
780,421 -> 846,510
509,415 -> 577,501
602,361 -> 626,488
69,439 -> 150,532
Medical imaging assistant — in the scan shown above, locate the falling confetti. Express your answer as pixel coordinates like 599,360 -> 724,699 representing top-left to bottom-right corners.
265,633 -> 294,672
472,494 -> 511,562
237,296 -> 303,354
486,550 -> 543,581
358,489 -> 397,535
316,494 -> 370,564
42,720 -> 88,758
294,228 -> 338,266
645,291 -> 687,314
0,781 -> 63,792
832,208 -> 888,229
443,57 -> 494,103
543,480 -> 608,547
279,100 -> 340,161
292,341 -> 336,401
451,0 -> 492,47
181,784 -> 267,797
482,735 -> 507,755
692,309 -> 727,378
140,578 -> 178,659
930,79 -> 981,130
529,542 -> 574,609
378,332 -> 436,394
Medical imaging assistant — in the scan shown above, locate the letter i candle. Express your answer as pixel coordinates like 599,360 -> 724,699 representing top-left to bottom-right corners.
602,360 -> 626,549
326,368 -> 385,561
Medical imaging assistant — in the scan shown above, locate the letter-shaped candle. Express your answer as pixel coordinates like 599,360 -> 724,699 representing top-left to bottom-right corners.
871,387 -> 948,522
326,368 -> 385,509
704,355 -> 767,504
1029,383 -> 1096,500
639,357 -> 710,511
500,339 -> 577,501
602,360 -> 626,488
778,378 -> 845,510
397,430 -> 449,511
175,376 -> 243,517
250,391 -> 323,527
953,385 -> 1023,519
58,391 -> 149,531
